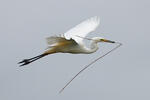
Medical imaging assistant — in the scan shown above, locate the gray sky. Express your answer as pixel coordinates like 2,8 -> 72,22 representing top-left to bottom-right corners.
0,0 -> 150,100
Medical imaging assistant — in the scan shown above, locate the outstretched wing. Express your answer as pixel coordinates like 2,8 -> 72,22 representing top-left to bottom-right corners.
46,35 -> 77,47
46,36 -> 66,46
64,16 -> 100,44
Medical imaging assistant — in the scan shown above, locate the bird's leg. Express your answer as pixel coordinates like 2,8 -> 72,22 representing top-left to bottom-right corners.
18,53 -> 48,66
18,49 -> 57,66
18,55 -> 41,64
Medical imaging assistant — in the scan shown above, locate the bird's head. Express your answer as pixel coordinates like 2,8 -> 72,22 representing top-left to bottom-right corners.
92,37 -> 115,43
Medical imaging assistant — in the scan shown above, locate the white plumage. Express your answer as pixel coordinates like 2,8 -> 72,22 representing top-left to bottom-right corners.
63,16 -> 100,44
44,16 -> 102,54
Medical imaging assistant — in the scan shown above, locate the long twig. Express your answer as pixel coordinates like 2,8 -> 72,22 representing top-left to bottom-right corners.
59,42 -> 122,93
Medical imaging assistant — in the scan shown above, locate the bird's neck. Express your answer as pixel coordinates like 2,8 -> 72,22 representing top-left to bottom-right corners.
85,41 -> 99,54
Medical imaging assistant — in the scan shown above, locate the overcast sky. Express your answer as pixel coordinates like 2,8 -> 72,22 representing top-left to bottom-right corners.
0,0 -> 150,100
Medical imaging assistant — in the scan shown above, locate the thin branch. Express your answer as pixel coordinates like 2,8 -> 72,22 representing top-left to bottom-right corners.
59,42 -> 122,93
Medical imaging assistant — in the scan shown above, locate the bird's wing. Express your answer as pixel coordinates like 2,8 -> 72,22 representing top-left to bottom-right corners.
46,35 -> 77,46
46,35 -> 66,46
63,16 -> 100,44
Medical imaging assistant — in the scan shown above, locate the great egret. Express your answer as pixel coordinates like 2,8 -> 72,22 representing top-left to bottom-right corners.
18,16 -> 122,93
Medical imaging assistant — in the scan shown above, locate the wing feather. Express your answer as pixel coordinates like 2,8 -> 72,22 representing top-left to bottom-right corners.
46,36 -> 66,45
64,16 -> 100,44
46,35 -> 77,46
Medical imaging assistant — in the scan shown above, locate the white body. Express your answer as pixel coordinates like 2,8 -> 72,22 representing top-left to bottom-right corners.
45,16 -> 101,54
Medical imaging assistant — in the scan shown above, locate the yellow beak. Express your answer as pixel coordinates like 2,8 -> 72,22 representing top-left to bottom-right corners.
101,39 -> 115,43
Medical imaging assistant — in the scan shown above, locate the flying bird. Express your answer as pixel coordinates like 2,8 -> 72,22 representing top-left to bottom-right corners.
18,16 -> 116,66
18,16 -> 122,93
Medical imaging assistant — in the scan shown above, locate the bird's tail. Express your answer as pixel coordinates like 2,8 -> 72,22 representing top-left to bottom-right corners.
18,53 -> 48,66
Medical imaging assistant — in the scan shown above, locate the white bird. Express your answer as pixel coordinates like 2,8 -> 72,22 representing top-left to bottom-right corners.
18,16 -> 122,92
18,16 -> 116,66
